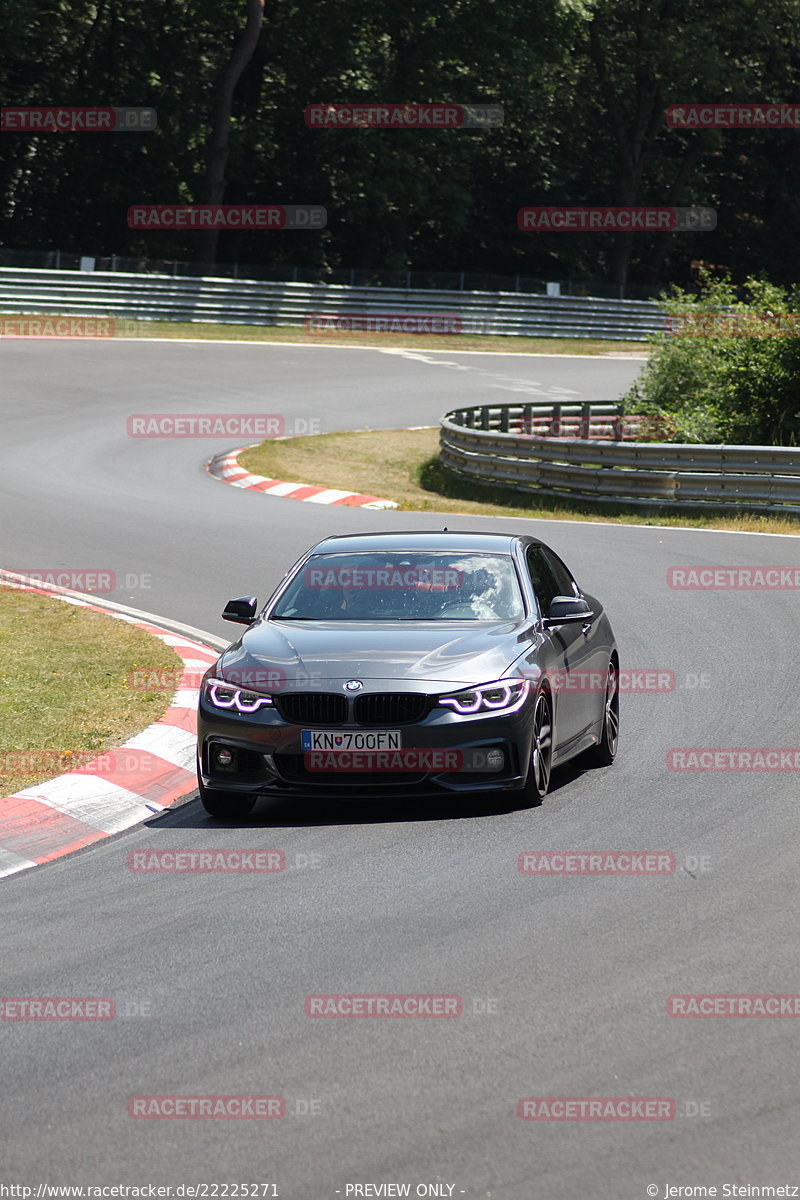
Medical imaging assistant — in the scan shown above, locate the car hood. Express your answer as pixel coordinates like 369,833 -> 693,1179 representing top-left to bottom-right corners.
220,619 -> 538,688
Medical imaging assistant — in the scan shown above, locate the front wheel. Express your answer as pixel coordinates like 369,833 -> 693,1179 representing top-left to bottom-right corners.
198,777 -> 256,819
584,659 -> 619,767
521,689 -> 553,805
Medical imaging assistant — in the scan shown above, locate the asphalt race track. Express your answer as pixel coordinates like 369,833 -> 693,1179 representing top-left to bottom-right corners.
2,340 -> 799,1198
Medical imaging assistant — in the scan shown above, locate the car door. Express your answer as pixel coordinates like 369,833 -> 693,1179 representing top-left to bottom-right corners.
525,544 -> 599,747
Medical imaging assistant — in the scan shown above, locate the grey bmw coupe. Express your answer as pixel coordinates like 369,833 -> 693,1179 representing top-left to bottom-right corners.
196,530 -> 618,816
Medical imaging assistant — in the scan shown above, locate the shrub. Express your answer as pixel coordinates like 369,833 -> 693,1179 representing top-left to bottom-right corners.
624,272 -> 800,445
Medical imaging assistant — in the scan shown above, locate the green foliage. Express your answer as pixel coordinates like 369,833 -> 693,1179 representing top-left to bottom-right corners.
624,271 -> 800,445
2,0 -> 800,283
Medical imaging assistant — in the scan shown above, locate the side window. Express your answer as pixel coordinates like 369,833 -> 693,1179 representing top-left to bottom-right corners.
526,546 -> 578,614
541,547 -> 579,599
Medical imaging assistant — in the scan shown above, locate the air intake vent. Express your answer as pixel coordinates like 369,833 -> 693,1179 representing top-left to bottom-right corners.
274,693 -> 347,725
353,693 -> 432,725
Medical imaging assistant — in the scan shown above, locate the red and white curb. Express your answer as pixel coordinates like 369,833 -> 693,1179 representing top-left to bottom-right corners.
207,444 -> 398,509
0,571 -> 221,879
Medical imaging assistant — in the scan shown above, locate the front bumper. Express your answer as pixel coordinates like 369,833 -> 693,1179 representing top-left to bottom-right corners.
197,690 -> 534,799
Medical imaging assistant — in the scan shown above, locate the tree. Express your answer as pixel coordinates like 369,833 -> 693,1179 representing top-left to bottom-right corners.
196,0 -> 265,263
573,0 -> 800,287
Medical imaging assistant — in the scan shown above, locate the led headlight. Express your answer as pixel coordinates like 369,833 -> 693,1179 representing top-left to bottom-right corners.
205,677 -> 274,713
438,678 -> 529,715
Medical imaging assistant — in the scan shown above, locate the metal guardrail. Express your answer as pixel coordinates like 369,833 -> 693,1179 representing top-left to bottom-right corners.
0,267 -> 662,340
440,403 -> 800,514
0,250 -> 669,299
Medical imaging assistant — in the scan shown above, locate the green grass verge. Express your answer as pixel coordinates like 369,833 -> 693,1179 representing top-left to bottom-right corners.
0,588 -> 183,795
238,427 -> 800,536
1,312 -> 649,356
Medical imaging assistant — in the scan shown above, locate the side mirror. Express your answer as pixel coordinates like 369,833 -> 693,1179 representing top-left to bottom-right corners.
222,596 -> 258,625
543,595 -> 594,626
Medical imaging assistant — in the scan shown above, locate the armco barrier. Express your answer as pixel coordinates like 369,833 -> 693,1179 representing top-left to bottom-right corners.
0,267 -> 661,340
440,403 -> 800,514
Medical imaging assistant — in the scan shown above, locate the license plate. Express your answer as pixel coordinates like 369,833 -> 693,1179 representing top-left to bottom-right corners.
301,730 -> 402,751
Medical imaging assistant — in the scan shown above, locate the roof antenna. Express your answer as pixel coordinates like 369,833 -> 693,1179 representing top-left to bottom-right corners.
442,526 -> 448,531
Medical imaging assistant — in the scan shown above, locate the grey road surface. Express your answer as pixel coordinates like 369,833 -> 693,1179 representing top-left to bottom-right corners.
1,341 -> 799,1200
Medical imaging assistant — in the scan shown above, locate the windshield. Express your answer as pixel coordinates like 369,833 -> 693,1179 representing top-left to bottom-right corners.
271,551 -> 524,622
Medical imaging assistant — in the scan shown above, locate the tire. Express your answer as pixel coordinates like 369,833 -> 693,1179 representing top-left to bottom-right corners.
521,688 -> 553,805
584,659 -> 619,767
198,777 -> 256,819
